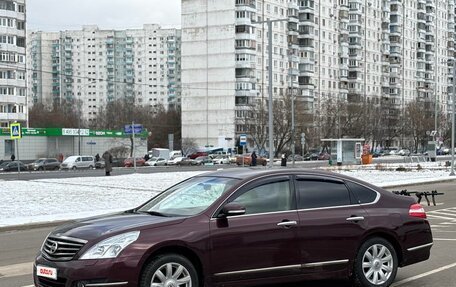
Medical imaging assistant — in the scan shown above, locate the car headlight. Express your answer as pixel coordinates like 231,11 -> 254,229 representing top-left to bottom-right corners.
80,231 -> 140,260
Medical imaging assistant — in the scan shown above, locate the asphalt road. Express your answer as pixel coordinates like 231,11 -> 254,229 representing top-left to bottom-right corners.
0,155 -> 452,181
0,181 -> 455,287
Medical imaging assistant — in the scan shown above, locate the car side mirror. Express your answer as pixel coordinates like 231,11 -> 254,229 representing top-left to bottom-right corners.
220,202 -> 246,217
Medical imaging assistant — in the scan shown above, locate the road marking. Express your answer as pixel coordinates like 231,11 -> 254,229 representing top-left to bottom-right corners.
427,214 -> 456,220
434,238 -> 456,241
0,262 -> 33,278
391,262 -> 456,286
430,211 -> 456,217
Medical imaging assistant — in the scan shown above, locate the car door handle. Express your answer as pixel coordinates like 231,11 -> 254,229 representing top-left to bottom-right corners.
346,216 -> 365,222
277,221 -> 297,227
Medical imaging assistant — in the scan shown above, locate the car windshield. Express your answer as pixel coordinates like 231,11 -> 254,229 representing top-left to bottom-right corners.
138,176 -> 239,216
0,162 -> 8,168
34,159 -> 45,163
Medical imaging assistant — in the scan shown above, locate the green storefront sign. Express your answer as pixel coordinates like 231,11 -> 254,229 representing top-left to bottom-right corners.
0,128 -> 148,138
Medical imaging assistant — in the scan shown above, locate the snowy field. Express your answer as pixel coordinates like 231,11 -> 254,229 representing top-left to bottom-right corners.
1,165 -> 455,228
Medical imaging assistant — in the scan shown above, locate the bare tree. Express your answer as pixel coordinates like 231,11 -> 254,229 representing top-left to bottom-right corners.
29,100 -> 83,128
181,137 -> 198,156
237,99 -> 269,153
404,99 -> 434,152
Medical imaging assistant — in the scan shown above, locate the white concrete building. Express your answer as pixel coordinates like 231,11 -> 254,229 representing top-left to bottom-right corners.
182,0 -> 455,148
0,0 -> 27,127
27,25 -> 181,123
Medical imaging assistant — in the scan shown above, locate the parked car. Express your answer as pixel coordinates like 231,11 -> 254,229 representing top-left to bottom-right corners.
34,169 -> 433,287
287,154 -> 304,162
60,156 -> 95,170
318,152 -> 331,160
146,157 -> 167,166
175,157 -> 196,166
28,158 -> 61,171
303,152 -> 319,161
95,160 -> 105,169
236,153 -> 267,166
123,157 -> 146,168
0,161 -> 27,172
188,151 -> 208,159
398,149 -> 411,156
194,156 -> 213,165
213,155 -> 230,164
167,156 -> 185,166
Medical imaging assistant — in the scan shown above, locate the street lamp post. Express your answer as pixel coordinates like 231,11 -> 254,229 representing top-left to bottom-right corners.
451,61 -> 456,176
255,18 -> 289,168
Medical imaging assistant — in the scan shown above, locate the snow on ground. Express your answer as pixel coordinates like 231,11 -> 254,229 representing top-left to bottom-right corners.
1,166 -> 455,228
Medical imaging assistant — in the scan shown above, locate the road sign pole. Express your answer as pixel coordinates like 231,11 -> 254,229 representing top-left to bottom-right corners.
132,121 -> 137,172
16,139 -> 19,174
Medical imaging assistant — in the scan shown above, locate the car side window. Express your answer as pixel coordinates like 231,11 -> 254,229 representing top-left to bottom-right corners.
231,180 -> 292,215
346,181 -> 378,204
296,179 -> 351,209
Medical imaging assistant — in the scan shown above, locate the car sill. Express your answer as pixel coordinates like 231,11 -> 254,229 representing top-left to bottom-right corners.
302,259 -> 349,268
214,260 -> 349,277
407,242 -> 434,252
85,282 -> 129,287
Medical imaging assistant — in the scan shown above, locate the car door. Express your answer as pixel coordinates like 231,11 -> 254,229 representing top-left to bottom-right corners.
209,176 -> 301,283
294,175 -> 369,273
75,156 -> 83,168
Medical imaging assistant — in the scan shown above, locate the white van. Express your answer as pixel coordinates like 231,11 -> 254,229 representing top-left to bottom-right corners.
169,150 -> 183,159
60,156 -> 95,170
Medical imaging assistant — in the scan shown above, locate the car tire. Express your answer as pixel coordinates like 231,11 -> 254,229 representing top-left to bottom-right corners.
351,237 -> 398,287
89,165 -> 94,169
72,166 -> 77,170
38,167 -> 44,171
140,254 -> 199,287
54,166 -> 60,170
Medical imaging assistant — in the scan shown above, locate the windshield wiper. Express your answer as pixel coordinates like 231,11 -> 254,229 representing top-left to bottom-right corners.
138,210 -> 169,217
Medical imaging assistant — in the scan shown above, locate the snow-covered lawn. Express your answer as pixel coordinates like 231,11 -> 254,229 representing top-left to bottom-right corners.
1,167 -> 454,228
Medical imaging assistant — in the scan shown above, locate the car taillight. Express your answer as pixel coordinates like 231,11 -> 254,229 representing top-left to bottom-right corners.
409,203 -> 427,219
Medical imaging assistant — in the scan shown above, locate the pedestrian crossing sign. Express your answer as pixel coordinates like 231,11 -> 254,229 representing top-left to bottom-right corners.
10,123 -> 21,139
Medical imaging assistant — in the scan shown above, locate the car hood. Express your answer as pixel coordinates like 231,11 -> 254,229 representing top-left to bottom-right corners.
51,211 -> 186,241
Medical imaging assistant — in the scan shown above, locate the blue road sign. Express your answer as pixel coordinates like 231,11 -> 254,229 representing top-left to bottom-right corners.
10,123 -> 21,139
240,134 -> 247,146
124,124 -> 143,134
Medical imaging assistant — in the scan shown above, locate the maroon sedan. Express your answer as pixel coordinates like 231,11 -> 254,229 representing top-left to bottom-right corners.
34,169 -> 432,287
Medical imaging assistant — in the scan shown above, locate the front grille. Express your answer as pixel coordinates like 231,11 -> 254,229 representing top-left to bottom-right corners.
42,235 -> 87,261
37,276 -> 67,287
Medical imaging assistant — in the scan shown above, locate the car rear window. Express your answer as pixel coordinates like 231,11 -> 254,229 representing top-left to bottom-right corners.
296,179 -> 351,209
345,181 -> 378,204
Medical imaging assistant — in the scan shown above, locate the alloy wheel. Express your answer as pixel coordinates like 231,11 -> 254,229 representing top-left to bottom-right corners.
362,244 -> 394,285
150,262 -> 192,287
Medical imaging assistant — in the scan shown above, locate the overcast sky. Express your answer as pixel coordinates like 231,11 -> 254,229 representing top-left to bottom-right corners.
27,0 -> 181,31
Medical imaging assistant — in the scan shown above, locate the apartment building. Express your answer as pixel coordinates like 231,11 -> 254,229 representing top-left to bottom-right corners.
0,0 -> 27,127
27,25 -> 181,123
182,0 -> 455,148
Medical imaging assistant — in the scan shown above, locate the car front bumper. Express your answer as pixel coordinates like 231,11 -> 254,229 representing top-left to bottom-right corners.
34,253 -> 142,287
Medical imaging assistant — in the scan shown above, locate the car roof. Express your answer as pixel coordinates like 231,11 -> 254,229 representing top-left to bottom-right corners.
196,168 -> 380,189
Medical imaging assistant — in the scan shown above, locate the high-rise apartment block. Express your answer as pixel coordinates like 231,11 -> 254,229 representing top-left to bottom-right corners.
28,25 -> 181,123
0,0 -> 27,127
182,0 -> 453,147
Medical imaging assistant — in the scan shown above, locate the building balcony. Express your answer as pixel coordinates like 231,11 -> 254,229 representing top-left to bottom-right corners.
288,16 -> 299,24
235,3 -> 256,13
235,32 -> 256,41
235,89 -> 257,98
236,18 -> 254,26
288,1 -> 299,9
300,57 -> 314,65
0,95 -> 26,105
0,113 -> 26,122
235,61 -> 256,69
